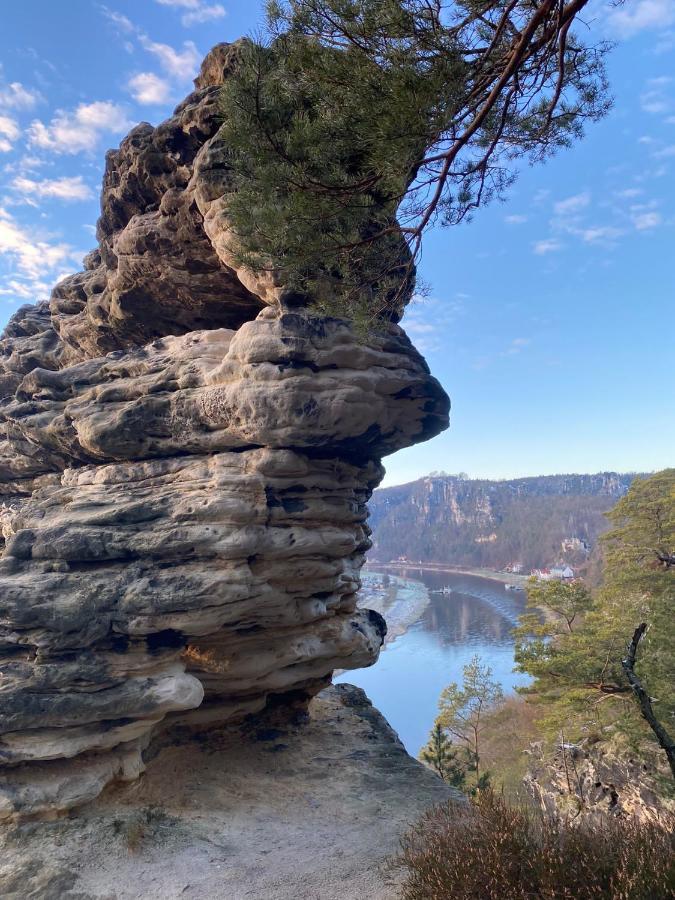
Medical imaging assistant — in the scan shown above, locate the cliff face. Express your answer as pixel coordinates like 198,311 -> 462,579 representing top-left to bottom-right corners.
0,44 -> 449,822
369,473 -> 636,570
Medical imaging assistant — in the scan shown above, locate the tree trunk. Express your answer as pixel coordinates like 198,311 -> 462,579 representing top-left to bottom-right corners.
622,623 -> 675,780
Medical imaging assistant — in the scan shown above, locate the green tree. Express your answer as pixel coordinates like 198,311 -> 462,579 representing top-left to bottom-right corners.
219,0 -> 611,320
514,471 -> 674,774
436,655 -> 504,789
603,468 -> 675,577
602,470 -> 675,773
420,719 -> 467,788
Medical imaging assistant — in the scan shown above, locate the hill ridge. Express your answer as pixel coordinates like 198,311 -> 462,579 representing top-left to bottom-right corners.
368,471 -> 640,571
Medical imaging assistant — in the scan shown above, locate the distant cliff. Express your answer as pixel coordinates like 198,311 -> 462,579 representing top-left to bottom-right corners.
368,473 -> 639,571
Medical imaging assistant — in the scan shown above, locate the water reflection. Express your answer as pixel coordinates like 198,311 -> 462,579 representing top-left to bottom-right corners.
334,568 -> 531,755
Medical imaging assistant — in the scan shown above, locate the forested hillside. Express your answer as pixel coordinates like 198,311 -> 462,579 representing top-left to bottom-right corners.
368,473 -> 639,571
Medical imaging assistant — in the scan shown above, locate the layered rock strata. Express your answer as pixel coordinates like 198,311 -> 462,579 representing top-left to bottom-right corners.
0,43 -> 449,821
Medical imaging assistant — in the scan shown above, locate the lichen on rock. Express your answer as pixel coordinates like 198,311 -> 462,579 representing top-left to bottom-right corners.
0,43 -> 449,822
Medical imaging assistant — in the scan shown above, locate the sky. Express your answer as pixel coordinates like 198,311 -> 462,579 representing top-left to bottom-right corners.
0,0 -> 673,488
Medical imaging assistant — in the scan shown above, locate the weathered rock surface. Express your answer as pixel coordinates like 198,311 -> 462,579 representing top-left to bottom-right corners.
525,738 -> 675,824
0,684 -> 459,900
0,42 -> 449,821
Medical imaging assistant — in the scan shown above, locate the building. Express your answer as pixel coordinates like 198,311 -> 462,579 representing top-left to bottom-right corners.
561,537 -> 589,554
550,565 -> 575,580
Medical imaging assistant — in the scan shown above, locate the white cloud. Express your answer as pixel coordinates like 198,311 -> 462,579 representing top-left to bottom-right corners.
139,36 -> 200,80
605,0 -> 675,37
504,214 -> 527,225
553,192 -> 591,216
403,295 -> 465,355
154,0 -> 225,27
99,5 -> 135,33
641,93 -> 669,113
405,322 -> 436,335
655,29 -> 675,52
615,188 -> 643,198
641,77 -> 672,114
128,72 -> 172,105
580,225 -> 625,243
12,175 -> 93,202
182,4 -> 225,26
0,81 -> 42,110
633,211 -> 663,229
654,143 -> 675,157
0,206 -> 75,301
28,100 -> 131,154
534,238 -> 562,255
0,277 -> 56,300
504,337 -> 531,356
0,115 -> 19,151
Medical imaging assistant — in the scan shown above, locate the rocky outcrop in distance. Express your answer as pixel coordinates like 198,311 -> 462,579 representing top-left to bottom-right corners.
0,43 -> 449,821
368,472 -> 636,571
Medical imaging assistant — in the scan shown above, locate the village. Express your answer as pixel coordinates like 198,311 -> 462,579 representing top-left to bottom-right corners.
503,562 -> 576,581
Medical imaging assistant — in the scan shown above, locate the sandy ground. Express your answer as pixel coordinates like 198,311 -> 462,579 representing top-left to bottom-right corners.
0,685 -> 459,900
357,573 -> 430,645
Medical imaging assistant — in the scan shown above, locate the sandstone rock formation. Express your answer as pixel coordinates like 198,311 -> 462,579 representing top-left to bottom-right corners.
0,43 -> 449,822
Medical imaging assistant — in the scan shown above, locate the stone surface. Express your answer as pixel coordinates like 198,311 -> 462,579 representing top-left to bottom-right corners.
0,684 -> 460,900
0,42 -> 449,820
525,738 -> 675,824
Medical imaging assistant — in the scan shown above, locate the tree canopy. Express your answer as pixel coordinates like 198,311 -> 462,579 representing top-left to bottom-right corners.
219,0 -> 611,320
426,654 -> 504,789
514,470 -> 674,773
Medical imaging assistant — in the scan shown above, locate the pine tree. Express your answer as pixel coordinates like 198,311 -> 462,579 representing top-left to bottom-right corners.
436,655 -> 503,789
420,719 -> 467,788
218,0 -> 611,321
514,470 -> 674,773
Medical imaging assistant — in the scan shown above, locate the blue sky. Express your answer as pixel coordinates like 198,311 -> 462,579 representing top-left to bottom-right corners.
0,1 -> 673,487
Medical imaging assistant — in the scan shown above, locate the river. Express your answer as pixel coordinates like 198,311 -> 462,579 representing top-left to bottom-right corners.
334,567 -> 531,756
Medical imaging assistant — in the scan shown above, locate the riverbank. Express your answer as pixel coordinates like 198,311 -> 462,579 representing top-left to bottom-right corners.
338,567 -> 532,753
366,561 -> 529,587
357,572 -> 430,646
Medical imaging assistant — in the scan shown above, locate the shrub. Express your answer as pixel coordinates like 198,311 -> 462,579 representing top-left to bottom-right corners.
392,790 -> 674,899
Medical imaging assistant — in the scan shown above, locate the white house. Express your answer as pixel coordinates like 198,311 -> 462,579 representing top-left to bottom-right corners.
550,565 -> 575,580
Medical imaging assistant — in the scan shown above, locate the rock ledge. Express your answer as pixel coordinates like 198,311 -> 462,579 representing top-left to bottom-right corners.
0,684 -> 458,900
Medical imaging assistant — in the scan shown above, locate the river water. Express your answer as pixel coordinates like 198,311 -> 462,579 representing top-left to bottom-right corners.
334,568 -> 531,756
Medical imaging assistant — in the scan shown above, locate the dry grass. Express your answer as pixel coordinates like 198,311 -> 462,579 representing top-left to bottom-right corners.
480,696 -> 540,801
392,790 -> 674,899
112,806 -> 171,854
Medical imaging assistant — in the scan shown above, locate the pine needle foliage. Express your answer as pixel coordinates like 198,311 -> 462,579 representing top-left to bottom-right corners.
218,0 -> 612,321
420,720 -> 469,788
513,470 -> 674,772
423,655 -> 503,791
